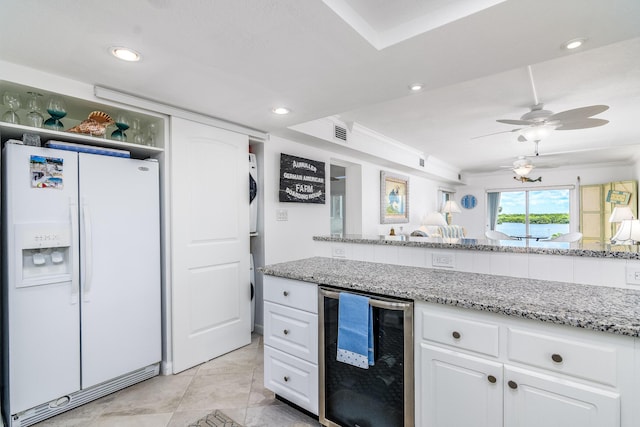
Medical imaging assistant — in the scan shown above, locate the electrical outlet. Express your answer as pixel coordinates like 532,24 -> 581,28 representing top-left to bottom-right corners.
332,246 -> 346,258
432,253 -> 455,268
625,264 -> 640,285
276,209 -> 288,221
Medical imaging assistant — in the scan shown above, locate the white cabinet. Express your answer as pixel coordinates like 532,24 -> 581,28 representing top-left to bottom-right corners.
416,302 -> 635,427
263,276 -> 318,414
504,365 -> 620,427
420,343 -> 503,427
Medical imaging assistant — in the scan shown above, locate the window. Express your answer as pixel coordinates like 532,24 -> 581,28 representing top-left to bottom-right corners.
488,188 -> 571,244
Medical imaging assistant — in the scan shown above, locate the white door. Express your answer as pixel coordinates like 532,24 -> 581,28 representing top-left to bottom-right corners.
79,154 -> 161,388
3,145 -> 81,413
420,343 -> 503,427
171,117 -> 250,373
504,365 -> 620,427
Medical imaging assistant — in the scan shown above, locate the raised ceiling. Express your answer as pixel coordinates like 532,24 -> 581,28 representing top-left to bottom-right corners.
1,0 -> 639,176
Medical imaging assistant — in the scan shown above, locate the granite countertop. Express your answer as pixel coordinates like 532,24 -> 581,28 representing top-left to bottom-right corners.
261,256 -> 640,338
313,234 -> 640,260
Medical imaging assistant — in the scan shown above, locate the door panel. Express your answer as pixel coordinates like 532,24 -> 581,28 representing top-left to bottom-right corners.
171,117 -> 250,373
420,344 -> 503,427
504,365 -> 620,427
79,154 -> 161,388
3,145 -> 80,413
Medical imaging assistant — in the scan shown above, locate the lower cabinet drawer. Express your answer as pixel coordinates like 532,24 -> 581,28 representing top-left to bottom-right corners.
264,276 -> 318,313
264,345 -> 319,415
420,309 -> 500,357
507,327 -> 618,387
264,301 -> 318,363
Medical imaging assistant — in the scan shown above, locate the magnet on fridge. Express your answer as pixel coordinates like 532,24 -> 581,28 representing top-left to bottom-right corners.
33,253 -> 46,265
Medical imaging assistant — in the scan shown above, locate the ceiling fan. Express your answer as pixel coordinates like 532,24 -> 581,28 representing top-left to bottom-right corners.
500,156 -> 536,176
474,66 -> 610,142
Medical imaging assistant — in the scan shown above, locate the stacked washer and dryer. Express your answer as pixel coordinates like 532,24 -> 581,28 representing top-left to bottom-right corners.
249,153 -> 258,332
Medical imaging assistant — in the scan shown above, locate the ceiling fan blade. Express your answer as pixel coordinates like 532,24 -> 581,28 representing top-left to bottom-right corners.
496,119 -> 532,126
555,118 -> 609,130
471,128 -> 522,140
547,105 -> 609,122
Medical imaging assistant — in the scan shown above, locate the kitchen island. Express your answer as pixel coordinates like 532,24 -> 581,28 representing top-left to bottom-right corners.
261,257 -> 640,426
313,235 -> 640,288
314,234 -> 640,259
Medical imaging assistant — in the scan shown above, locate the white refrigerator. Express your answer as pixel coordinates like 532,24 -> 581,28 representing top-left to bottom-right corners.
2,143 -> 161,426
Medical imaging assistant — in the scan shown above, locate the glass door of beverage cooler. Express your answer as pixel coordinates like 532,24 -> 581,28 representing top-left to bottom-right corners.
319,287 -> 414,427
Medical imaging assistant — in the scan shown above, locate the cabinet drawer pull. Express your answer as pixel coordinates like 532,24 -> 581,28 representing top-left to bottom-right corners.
487,375 -> 497,384
284,376 -> 290,382
452,331 -> 461,339
508,380 -> 518,390
283,291 -> 289,297
283,329 -> 289,335
551,353 -> 563,363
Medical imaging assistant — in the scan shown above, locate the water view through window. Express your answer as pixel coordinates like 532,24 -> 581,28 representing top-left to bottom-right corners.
494,189 -> 570,246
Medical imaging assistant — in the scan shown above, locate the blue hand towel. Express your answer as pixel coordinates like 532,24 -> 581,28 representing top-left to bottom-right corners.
337,292 -> 374,369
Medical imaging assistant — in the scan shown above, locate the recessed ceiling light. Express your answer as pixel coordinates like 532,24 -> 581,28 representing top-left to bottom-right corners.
272,107 -> 291,115
110,46 -> 141,62
563,38 -> 586,50
409,83 -> 424,92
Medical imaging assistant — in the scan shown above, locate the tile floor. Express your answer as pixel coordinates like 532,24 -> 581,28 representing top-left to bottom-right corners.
33,334 -> 321,427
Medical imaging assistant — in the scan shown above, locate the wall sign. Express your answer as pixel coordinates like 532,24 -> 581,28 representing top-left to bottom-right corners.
279,153 -> 325,204
606,190 -> 631,205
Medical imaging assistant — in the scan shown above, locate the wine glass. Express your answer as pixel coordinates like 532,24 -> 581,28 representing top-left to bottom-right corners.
145,122 -> 157,146
111,112 -> 130,141
25,92 -> 44,128
2,91 -> 21,124
44,96 -> 67,130
131,118 -> 145,144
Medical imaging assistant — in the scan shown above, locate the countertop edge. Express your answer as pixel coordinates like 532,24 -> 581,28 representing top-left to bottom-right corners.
313,235 -> 640,260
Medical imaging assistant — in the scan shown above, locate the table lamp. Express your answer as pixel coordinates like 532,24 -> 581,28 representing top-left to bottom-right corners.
609,206 -> 634,243
440,200 -> 461,225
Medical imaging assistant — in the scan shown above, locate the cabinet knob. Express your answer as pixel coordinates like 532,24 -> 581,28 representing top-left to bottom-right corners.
508,380 -> 518,390
283,329 -> 289,335
452,331 -> 461,339
283,291 -> 289,297
487,375 -> 497,384
284,376 -> 290,382
551,353 -> 563,363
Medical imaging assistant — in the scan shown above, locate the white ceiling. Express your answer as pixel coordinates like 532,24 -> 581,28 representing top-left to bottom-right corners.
2,0 -> 640,177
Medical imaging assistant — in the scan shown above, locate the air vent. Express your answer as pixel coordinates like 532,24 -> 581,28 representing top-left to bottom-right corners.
419,158 -> 425,167
334,125 -> 347,142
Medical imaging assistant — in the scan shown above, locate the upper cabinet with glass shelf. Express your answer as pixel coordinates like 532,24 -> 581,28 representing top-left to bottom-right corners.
0,80 -> 164,159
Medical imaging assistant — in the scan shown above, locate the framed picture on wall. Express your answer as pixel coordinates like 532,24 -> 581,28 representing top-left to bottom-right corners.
380,171 -> 410,224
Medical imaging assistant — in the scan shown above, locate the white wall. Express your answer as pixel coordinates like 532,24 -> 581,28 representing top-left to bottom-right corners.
454,163 -> 637,239
255,135 -> 446,329
262,135 -> 445,266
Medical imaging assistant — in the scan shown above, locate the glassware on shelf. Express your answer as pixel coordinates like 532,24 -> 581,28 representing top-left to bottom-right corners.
2,91 -> 22,124
44,96 -> 67,130
131,118 -> 145,144
111,112 -> 130,141
25,92 -> 44,128
145,122 -> 157,146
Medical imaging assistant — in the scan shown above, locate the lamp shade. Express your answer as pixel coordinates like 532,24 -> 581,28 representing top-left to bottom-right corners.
612,219 -> 640,243
421,211 -> 447,226
519,124 -> 554,142
440,200 -> 461,214
609,206 -> 634,223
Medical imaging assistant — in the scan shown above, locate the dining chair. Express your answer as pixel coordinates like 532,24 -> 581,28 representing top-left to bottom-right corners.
485,230 -> 516,240
548,232 -> 583,242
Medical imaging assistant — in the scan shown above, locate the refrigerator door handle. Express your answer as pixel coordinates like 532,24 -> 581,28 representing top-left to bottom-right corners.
81,198 -> 94,301
70,198 -> 79,305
